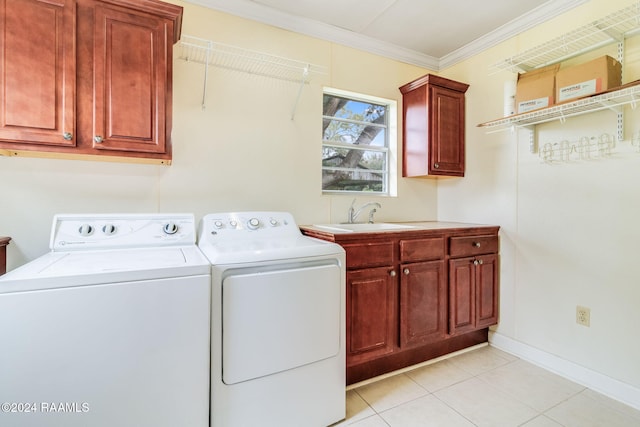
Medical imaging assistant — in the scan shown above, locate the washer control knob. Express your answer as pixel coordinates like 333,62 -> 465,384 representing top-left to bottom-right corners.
247,218 -> 260,230
269,219 -> 278,226
163,222 -> 179,235
214,220 -> 224,229
229,220 -> 238,228
78,224 -> 94,236
102,224 -> 117,235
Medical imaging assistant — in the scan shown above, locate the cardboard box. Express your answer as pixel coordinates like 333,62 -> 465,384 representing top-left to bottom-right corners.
556,55 -> 622,103
515,64 -> 559,113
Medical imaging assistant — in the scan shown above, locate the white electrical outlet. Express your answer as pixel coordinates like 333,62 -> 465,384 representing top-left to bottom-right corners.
576,306 -> 591,327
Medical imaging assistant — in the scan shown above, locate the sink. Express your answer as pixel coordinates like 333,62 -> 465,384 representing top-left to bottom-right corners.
312,223 -> 416,233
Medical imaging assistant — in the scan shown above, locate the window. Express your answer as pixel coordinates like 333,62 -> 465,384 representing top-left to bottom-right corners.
322,88 -> 396,195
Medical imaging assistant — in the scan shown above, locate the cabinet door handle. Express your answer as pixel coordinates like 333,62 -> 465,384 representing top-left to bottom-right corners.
389,270 -> 397,277
473,242 -> 481,248
473,260 -> 479,265
62,132 -> 73,141
403,268 -> 410,275
478,259 -> 484,265
434,163 -> 440,169
94,135 -> 104,144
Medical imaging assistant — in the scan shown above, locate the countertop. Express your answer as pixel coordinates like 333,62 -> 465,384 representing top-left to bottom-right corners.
300,221 -> 500,241
301,221 -> 497,232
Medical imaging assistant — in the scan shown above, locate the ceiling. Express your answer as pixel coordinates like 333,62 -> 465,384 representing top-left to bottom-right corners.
186,0 -> 588,71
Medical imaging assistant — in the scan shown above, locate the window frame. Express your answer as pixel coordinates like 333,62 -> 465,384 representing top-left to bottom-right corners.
322,87 -> 397,196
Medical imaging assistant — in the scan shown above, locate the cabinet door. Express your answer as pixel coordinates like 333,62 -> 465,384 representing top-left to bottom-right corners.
476,254 -> 499,328
449,255 -> 499,334
92,3 -> 169,154
399,260 -> 446,347
429,85 -> 465,176
346,267 -> 396,366
449,257 -> 475,335
0,0 -> 75,147
402,84 -> 429,177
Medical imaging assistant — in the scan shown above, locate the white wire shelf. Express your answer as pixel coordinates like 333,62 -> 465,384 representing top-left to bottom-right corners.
176,35 -> 327,117
490,2 -> 640,73
478,81 -> 640,131
177,35 -> 327,83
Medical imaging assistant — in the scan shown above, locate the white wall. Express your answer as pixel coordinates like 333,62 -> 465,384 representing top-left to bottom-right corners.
439,0 -> 640,408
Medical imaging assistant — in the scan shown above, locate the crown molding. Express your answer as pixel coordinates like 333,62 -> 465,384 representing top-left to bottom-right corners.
185,0 -> 588,71
440,0 -> 589,70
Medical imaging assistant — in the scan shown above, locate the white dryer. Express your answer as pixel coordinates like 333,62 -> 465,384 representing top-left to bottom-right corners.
0,214 -> 210,427
198,212 -> 346,427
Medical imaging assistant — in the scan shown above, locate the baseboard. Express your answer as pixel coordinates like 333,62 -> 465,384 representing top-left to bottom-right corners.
489,331 -> 640,411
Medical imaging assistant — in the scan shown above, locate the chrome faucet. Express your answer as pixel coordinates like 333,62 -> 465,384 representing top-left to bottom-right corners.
347,199 -> 382,223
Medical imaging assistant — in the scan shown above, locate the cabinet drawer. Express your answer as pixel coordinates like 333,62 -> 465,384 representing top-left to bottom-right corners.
344,242 -> 394,269
400,238 -> 444,262
449,235 -> 498,257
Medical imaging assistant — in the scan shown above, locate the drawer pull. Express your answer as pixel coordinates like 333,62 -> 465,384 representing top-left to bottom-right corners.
389,270 -> 397,277
473,259 -> 484,266
473,242 -> 481,248
403,268 -> 410,275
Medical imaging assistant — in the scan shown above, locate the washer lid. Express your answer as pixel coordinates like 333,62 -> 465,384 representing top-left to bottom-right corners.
0,246 -> 210,293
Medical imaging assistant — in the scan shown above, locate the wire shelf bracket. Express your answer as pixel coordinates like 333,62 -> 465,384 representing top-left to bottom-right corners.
177,35 -> 327,118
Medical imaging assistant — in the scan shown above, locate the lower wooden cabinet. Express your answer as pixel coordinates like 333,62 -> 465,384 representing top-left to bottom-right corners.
301,224 -> 500,385
346,267 -> 396,365
399,260 -> 446,348
0,237 -> 10,276
449,254 -> 499,335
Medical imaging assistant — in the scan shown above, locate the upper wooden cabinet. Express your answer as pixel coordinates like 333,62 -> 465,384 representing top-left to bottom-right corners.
0,0 -> 75,147
400,74 -> 469,177
0,0 -> 182,164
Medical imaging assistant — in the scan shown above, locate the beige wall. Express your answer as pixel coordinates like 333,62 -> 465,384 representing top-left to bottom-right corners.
1,0 -> 639,409
440,0 -> 640,406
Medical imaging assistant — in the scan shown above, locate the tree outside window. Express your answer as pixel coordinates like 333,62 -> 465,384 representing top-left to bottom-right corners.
322,90 -> 392,194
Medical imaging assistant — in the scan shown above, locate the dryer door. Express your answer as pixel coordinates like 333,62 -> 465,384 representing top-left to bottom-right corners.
222,261 -> 341,385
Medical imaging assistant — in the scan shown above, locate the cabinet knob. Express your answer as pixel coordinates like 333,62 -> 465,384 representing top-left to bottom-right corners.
403,268 -> 410,275
389,270 -> 396,277
473,260 -> 479,265
478,259 -> 484,265
62,132 -> 73,141
434,163 -> 440,169
94,135 -> 104,144
473,242 -> 481,248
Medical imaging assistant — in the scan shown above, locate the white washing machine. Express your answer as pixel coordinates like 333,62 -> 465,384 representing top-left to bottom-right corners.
198,212 -> 346,427
0,214 -> 211,427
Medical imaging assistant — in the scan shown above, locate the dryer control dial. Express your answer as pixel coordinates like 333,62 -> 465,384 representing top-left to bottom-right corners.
163,222 -> 179,235
247,218 -> 260,230
78,224 -> 94,236
102,224 -> 117,235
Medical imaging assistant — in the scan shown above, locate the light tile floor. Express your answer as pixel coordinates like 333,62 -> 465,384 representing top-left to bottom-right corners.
334,345 -> 640,427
